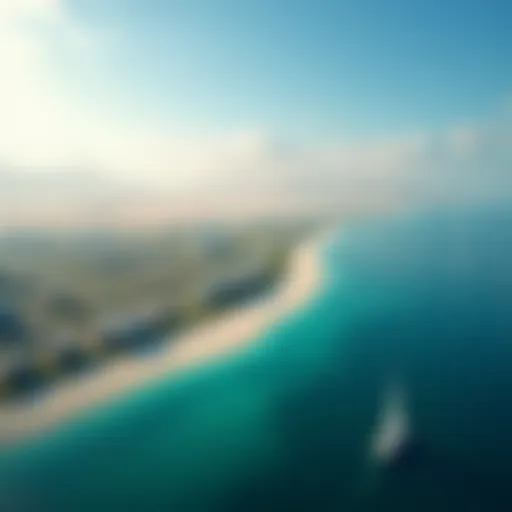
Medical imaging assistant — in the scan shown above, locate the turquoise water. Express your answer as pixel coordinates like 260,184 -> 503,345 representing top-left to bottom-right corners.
1,208 -> 512,511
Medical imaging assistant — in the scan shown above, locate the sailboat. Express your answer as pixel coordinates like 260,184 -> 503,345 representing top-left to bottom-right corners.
371,383 -> 412,466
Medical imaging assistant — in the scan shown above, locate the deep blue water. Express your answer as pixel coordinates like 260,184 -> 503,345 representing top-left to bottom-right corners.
1,207 -> 512,511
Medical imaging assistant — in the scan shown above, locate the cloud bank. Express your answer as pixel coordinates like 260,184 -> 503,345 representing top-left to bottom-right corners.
0,1 -> 511,227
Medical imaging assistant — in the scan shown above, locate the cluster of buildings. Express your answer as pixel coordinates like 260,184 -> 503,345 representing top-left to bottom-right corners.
0,247 -> 286,403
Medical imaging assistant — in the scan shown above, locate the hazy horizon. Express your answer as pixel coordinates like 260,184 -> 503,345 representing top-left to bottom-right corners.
1,0 -> 511,227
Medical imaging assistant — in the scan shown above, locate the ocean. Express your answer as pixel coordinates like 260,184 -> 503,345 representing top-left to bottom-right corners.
1,206 -> 512,511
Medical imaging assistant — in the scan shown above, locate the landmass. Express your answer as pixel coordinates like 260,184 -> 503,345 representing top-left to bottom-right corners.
0,221 -> 327,444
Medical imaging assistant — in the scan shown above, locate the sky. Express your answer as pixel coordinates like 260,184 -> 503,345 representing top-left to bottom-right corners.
1,0 -> 511,226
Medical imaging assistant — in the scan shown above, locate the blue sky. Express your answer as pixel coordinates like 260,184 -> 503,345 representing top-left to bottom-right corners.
0,0 -> 511,225
58,0 -> 512,137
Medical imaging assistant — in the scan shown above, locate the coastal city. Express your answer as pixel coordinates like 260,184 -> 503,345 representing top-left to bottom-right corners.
0,220 -> 316,405
1,1 -> 511,510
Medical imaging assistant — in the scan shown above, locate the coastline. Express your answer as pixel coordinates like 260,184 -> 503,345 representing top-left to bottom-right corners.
0,233 -> 327,445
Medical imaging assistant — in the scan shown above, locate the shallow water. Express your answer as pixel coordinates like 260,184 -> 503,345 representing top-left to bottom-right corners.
1,207 -> 512,511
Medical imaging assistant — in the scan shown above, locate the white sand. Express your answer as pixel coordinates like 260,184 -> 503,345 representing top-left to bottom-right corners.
0,235 -> 326,445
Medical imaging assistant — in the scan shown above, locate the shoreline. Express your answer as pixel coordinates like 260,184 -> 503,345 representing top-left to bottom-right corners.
0,233 -> 327,445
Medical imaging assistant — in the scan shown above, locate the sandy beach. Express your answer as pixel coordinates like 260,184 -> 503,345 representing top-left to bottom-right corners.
0,235 -> 326,445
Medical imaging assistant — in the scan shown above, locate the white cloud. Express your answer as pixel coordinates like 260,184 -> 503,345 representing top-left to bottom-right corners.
0,0 -> 88,166
0,0 -> 59,22
0,0 -> 242,186
1,108 -> 511,226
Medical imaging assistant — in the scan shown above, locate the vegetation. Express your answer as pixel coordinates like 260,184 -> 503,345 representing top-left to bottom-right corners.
0,219 -> 319,402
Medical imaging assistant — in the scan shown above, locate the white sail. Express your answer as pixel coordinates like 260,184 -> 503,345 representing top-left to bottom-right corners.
371,383 -> 409,462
